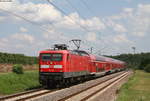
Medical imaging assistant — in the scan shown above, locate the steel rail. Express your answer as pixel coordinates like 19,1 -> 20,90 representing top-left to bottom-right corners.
16,90 -> 57,101
81,72 -> 129,101
0,71 -> 129,101
0,88 -> 44,100
58,71 -> 129,101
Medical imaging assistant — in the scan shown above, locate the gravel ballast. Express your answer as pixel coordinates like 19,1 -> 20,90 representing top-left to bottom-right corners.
28,71 -> 130,101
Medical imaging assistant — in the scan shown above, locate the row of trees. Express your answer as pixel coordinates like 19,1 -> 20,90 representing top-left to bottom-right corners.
0,52 -> 38,65
0,51 -> 150,72
109,52 -> 150,72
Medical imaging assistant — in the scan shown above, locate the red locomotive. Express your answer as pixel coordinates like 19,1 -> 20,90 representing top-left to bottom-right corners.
39,44 -> 126,87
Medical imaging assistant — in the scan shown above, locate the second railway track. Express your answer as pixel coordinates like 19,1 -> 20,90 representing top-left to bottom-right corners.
59,71 -> 130,101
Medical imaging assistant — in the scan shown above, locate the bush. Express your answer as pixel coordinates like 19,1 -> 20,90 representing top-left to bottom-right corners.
12,64 -> 24,74
144,64 -> 150,73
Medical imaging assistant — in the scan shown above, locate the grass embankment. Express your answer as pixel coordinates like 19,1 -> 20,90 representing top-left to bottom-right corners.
0,71 -> 40,95
116,70 -> 150,101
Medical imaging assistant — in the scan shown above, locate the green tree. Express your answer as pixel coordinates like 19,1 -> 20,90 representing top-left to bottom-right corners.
0,52 -> 38,64
144,64 -> 150,73
139,58 -> 150,70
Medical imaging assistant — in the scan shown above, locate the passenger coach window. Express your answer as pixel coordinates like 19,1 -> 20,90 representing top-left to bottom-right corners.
41,53 -> 62,61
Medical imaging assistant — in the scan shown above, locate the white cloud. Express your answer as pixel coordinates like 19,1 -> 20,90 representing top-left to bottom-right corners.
0,38 -> 9,49
1,1 -> 150,55
137,4 -> 150,14
0,0 -> 106,55
20,27 -> 28,32
130,4 -> 150,37
113,34 -> 131,43
113,24 -> 127,33
0,16 -> 5,22
0,32 -> 44,55
0,0 -> 106,33
57,12 -> 105,31
83,17 -> 106,31
105,4 -> 150,38
15,44 -> 24,48
123,8 -> 133,13
1,38 -> 9,43
0,37 -> 13,53
104,18 -> 127,33
11,33 -> 35,44
86,32 -> 97,41
0,0 -> 62,22
0,41 -> 6,48
123,0 -> 133,3
108,15 -> 122,20
132,32 -> 145,37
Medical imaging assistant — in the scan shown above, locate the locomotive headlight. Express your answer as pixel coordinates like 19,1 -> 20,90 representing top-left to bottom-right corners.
40,65 -> 49,68
54,65 -> 62,68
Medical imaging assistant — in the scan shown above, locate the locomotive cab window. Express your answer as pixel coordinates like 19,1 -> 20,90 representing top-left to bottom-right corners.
41,54 -> 51,61
41,53 -> 62,61
52,54 -> 62,61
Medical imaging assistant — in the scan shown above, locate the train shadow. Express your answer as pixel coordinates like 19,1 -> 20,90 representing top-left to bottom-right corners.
25,85 -> 42,91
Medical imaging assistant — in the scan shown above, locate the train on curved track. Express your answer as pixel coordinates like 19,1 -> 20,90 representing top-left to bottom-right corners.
39,44 -> 126,87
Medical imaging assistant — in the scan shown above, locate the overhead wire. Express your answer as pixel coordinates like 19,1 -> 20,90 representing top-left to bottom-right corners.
65,0 -> 86,19
79,0 -> 127,55
80,0 -> 95,16
0,8 -> 69,45
46,0 -> 99,50
0,1 -> 95,51
64,0 -> 93,47
46,0 -> 94,34
49,0 -> 131,55
0,1 -> 127,54
0,8 -> 51,33
64,0 -> 104,50
65,1 -> 105,47
65,0 -> 111,54
81,0 -> 132,55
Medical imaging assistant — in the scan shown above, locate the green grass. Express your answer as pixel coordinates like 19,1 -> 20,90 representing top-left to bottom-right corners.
0,71 -> 40,95
116,70 -> 150,101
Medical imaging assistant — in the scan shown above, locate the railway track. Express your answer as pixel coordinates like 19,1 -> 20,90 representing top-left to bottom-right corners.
0,88 -> 55,101
58,71 -> 130,101
0,71 -> 131,101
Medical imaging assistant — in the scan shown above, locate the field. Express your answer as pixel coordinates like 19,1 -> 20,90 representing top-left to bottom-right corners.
0,64 -> 38,72
0,71 -> 40,95
116,70 -> 150,101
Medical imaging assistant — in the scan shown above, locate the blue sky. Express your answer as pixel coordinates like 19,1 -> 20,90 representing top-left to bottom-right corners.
0,0 -> 150,56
